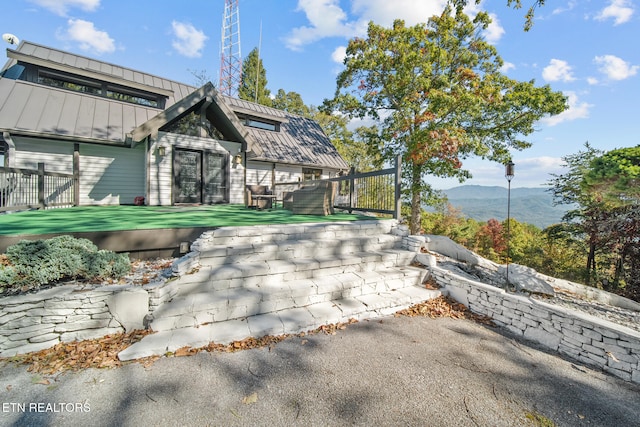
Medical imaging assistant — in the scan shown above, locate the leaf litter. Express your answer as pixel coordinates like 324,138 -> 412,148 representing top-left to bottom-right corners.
4,297 -> 491,375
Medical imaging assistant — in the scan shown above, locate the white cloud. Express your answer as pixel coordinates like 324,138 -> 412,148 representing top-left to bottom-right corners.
29,0 -> 99,16
587,77 -> 599,85
285,0 -> 358,51
509,157 -> 566,187
552,1 -> 577,15
595,0 -> 634,25
518,156 -> 564,170
171,21 -> 208,58
542,59 -> 576,82
594,54 -> 639,80
541,91 -> 592,126
350,0 -> 449,27
285,0 -> 504,50
500,61 -> 516,73
331,46 -> 347,64
484,13 -> 505,44
64,19 -> 114,54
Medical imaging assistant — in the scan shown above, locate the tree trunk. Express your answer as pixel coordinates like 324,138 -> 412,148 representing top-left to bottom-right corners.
586,233 -> 596,286
410,164 -> 422,235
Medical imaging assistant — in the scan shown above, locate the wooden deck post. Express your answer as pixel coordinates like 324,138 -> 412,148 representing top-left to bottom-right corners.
37,163 -> 45,209
73,143 -> 80,206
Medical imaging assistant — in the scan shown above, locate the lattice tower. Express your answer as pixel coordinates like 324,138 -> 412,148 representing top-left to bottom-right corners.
219,0 -> 242,97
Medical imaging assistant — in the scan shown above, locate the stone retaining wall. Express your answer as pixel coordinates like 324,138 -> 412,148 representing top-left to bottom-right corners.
1,220 -> 410,358
426,260 -> 640,385
0,284 -> 148,357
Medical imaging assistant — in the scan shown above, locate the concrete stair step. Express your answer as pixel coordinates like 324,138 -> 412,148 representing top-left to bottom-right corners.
175,249 -> 417,295
119,285 -> 441,361
150,266 -> 428,332
198,234 -> 402,266
193,220 -> 398,248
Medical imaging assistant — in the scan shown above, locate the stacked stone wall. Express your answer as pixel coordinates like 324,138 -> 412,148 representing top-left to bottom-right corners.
0,284 -> 149,357
429,264 -> 640,385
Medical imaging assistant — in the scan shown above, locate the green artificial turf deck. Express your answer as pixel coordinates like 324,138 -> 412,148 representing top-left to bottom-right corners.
0,205 -> 379,236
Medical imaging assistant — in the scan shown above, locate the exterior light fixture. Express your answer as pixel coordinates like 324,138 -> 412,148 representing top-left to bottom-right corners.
234,153 -> 243,165
157,146 -> 166,157
505,160 -> 515,290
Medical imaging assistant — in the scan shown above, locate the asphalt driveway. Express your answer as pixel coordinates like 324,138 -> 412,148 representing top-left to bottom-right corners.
1,315 -> 639,427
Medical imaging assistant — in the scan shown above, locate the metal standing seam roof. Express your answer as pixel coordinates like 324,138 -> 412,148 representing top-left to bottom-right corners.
223,96 -> 349,170
0,41 -> 348,170
0,78 -> 159,144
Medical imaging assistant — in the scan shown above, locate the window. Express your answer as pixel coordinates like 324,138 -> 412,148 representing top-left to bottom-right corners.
0,141 -> 5,167
38,72 -> 101,95
37,69 -> 164,108
302,168 -> 322,181
161,111 -> 225,139
237,114 -> 279,132
105,86 -> 159,108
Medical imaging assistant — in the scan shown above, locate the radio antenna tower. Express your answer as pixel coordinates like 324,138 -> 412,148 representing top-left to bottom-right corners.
219,0 -> 242,97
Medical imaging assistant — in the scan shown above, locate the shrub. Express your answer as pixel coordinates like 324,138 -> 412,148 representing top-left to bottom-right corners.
85,250 -> 131,279
0,264 -> 16,293
1,235 -> 130,293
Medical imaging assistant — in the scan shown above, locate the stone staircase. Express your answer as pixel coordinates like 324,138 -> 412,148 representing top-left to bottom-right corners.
119,220 -> 439,360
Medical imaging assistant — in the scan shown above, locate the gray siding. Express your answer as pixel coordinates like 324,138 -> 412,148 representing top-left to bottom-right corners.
79,144 -> 145,205
12,137 -> 73,173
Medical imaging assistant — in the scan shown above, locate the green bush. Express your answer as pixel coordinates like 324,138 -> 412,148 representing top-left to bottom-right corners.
85,250 -> 131,279
0,264 -> 16,292
1,235 -> 130,293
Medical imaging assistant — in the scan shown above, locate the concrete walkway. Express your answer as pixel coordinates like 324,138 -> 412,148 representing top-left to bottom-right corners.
2,315 -> 639,427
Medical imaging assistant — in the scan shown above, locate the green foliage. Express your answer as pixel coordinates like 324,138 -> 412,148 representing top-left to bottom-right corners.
0,264 -> 16,291
451,0 -> 546,31
1,235 -> 130,293
329,7 -> 567,233
272,89 -> 310,116
548,144 -> 640,300
584,145 -> 640,206
239,47 -> 271,106
84,250 -> 131,280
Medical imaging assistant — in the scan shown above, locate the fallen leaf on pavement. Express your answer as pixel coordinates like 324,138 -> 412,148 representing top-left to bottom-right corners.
396,296 -> 495,326
242,392 -> 258,405
8,329 -> 155,375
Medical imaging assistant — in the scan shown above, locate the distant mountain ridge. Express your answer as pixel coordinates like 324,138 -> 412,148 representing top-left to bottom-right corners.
440,185 -> 568,229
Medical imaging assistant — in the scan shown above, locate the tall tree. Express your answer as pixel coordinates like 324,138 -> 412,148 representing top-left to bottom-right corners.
330,7 -> 567,233
272,89 -> 310,116
548,143 -> 604,284
238,47 -> 271,106
549,144 -> 640,298
452,0 -> 546,30
583,146 -> 640,295
584,146 -> 640,206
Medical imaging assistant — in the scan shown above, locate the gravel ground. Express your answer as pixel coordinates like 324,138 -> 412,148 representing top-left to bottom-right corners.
1,315 -> 639,427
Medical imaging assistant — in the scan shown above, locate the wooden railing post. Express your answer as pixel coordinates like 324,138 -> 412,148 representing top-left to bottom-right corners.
73,143 -> 80,206
37,163 -> 45,209
394,154 -> 402,220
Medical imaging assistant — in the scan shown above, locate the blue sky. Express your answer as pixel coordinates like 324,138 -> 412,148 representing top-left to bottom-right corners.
2,0 -> 639,189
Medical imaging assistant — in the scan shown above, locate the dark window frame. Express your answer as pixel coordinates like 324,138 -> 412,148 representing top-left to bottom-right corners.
302,168 -> 322,181
37,69 -> 165,109
236,114 -> 280,132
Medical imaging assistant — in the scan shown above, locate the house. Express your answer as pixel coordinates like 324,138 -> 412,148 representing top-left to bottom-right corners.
0,41 -> 349,207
